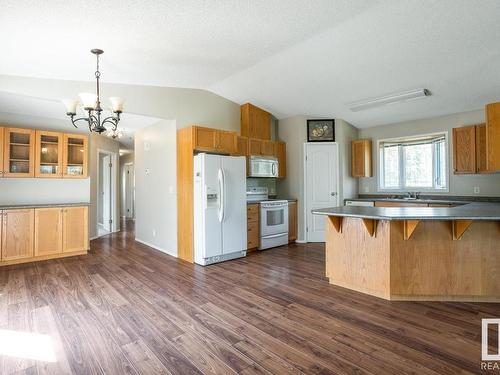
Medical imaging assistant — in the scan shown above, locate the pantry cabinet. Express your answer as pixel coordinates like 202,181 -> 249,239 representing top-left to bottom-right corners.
3,128 -> 35,178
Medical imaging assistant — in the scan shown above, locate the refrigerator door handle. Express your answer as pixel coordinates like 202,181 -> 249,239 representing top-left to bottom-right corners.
217,168 -> 224,222
221,168 -> 227,223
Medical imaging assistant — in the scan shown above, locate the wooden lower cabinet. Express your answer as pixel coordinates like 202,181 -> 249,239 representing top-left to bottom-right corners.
63,206 -> 89,253
288,201 -> 297,242
0,205 -> 88,266
247,204 -> 260,250
34,207 -> 63,256
1,209 -> 34,261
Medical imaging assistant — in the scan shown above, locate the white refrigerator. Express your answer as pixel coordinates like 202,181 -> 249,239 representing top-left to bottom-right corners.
194,153 -> 247,266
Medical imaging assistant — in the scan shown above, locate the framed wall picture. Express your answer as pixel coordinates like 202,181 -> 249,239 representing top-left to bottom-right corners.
307,119 -> 335,142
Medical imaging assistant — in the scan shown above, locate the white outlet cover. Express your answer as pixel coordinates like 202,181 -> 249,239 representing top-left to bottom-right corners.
474,187 -> 480,194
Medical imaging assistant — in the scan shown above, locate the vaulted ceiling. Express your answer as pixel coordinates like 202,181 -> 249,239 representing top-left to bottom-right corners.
1,0 -> 500,128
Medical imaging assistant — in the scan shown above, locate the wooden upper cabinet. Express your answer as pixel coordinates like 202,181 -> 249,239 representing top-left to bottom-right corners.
193,126 -> 217,151
1,209 -> 34,261
63,134 -> 88,178
216,130 -> 237,154
351,139 -> 372,177
274,141 -> 286,178
34,207 -> 63,256
486,102 -> 500,171
248,138 -> 263,155
453,125 -> 477,174
241,103 -> 271,140
0,127 -> 4,177
261,140 -> 275,156
235,136 -> 249,156
35,130 -> 63,178
192,126 -> 236,154
475,124 -> 490,174
63,206 -> 89,253
3,128 -> 35,178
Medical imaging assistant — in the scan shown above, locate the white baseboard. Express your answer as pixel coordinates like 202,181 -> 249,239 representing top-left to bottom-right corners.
135,238 -> 177,258
90,236 -> 99,241
296,240 -> 307,244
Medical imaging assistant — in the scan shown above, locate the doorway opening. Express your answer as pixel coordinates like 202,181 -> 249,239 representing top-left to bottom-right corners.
97,150 -> 118,237
123,162 -> 135,219
303,142 -> 339,242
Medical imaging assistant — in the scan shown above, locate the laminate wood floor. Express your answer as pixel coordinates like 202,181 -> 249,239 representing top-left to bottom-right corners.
1,220 -> 498,374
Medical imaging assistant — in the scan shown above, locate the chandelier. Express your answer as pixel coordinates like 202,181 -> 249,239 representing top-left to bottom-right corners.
62,49 -> 124,134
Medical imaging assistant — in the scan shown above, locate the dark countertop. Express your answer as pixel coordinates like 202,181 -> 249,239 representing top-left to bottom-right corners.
348,195 -> 500,204
313,202 -> 500,221
346,197 -> 468,205
0,202 -> 90,210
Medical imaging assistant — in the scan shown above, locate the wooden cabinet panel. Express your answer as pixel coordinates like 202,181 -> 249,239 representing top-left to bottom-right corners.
475,124 -> 490,174
1,209 -> 34,261
3,128 -> 35,178
35,130 -> 64,178
34,208 -> 63,256
261,140 -> 275,156
351,139 -> 372,177
63,134 -> 88,178
241,103 -> 271,140
235,136 -> 249,156
248,138 -> 262,155
216,130 -> 237,154
247,221 -> 260,249
0,127 -> 4,177
247,204 -> 259,222
274,141 -> 286,178
486,102 -> 500,171
193,126 -> 217,151
288,201 -> 297,242
63,206 -> 89,253
453,125 -> 476,174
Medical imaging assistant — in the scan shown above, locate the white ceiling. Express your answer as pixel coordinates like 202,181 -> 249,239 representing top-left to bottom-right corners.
1,0 -> 500,128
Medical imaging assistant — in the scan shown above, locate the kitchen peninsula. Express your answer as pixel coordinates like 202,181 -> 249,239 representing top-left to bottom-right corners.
313,203 -> 500,302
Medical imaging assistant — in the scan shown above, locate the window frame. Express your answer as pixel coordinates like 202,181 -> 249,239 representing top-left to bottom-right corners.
377,131 -> 450,193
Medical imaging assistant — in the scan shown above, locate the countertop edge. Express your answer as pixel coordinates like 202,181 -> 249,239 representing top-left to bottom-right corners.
0,203 -> 91,210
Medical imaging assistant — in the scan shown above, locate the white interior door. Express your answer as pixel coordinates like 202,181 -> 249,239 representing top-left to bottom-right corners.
102,155 -> 112,232
305,143 -> 339,242
125,164 -> 134,218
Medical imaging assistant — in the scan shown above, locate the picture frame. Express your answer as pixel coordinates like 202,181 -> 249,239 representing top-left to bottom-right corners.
307,119 -> 335,142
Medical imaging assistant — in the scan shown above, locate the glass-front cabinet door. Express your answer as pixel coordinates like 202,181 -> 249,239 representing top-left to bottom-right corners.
63,134 -> 88,178
35,131 -> 63,178
3,128 -> 35,177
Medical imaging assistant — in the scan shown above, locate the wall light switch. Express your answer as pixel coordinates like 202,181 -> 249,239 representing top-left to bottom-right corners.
152,229 -> 156,237
145,168 -> 150,175
473,186 -> 480,194
144,141 -> 151,151
169,186 -> 175,194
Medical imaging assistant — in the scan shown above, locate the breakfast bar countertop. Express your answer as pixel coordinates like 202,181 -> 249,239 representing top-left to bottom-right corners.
313,202 -> 500,221
0,202 -> 91,210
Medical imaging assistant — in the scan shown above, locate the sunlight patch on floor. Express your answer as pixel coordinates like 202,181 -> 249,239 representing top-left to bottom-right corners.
0,329 -> 56,362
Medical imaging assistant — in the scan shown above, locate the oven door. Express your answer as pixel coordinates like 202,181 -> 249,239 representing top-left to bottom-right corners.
260,204 -> 289,237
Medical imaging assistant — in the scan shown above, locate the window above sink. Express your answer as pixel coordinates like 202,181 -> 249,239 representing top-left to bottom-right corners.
378,132 -> 449,192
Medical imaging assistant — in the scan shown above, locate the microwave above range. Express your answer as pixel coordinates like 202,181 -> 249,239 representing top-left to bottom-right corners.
248,156 -> 279,178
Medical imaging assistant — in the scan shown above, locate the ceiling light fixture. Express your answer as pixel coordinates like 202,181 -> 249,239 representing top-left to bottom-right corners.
348,88 -> 431,112
62,49 -> 124,133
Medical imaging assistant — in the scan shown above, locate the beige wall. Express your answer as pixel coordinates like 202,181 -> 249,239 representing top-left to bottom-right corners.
134,119 -> 177,256
358,109 -> 500,197
0,75 -> 240,131
277,116 -> 358,241
89,134 -> 121,239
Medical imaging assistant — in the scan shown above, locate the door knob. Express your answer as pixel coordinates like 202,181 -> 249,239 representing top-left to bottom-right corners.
331,192 -> 337,196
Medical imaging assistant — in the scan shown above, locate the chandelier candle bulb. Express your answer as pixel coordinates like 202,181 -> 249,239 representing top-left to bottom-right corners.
78,93 -> 98,110
62,99 -> 78,115
109,97 -> 124,113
